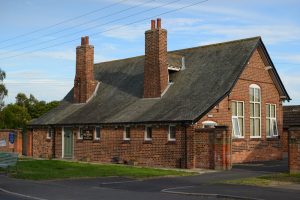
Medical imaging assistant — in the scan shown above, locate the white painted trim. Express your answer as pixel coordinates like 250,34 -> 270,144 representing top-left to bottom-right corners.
168,125 -> 176,141
249,85 -> 261,138
123,126 -> 130,140
231,100 -> 245,138
46,127 -> 52,139
161,83 -> 172,98
86,82 -> 100,103
144,126 -> 152,141
94,126 -> 100,140
77,127 -> 83,140
266,103 -> 278,138
249,83 -> 261,89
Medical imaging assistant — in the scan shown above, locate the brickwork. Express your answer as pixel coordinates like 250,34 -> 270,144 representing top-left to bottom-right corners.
197,48 -> 283,163
193,128 -> 215,169
144,18 -> 168,98
282,128 -> 289,152
194,126 -> 231,170
72,125 -> 186,168
74,36 -> 97,103
31,125 -> 232,170
0,129 -> 22,155
32,129 -> 53,158
288,127 -> 300,173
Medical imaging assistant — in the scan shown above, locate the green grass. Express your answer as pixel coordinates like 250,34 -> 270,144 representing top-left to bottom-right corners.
11,160 -> 194,180
223,173 -> 300,187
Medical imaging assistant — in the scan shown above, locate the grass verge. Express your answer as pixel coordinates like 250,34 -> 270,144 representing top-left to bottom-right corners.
11,160 -> 195,180
223,173 -> 300,187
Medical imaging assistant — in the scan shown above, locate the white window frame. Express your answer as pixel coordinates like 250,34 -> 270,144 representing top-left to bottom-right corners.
266,104 -> 278,137
94,126 -> 100,140
77,127 -> 83,139
202,120 -> 217,128
123,126 -> 130,140
250,84 -> 261,138
231,101 -> 244,138
168,125 -> 176,141
47,127 -> 53,139
144,126 -> 152,141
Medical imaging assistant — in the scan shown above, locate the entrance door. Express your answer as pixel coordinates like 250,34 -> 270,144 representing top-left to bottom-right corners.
63,128 -> 73,159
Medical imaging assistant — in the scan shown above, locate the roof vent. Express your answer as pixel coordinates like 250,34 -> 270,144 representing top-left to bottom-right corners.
168,54 -> 185,71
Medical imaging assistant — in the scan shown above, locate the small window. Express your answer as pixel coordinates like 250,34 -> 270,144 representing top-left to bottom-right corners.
266,104 -> 278,137
47,128 -> 53,139
168,125 -> 176,141
231,101 -> 244,138
145,126 -> 152,140
78,127 -> 83,139
94,127 -> 100,140
202,120 -> 217,128
124,126 -> 130,140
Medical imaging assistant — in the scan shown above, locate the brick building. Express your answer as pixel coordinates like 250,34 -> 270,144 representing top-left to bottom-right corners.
28,19 -> 290,169
282,105 -> 300,152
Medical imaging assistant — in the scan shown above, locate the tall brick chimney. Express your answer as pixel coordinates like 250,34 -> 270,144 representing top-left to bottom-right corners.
144,18 -> 168,98
74,36 -> 97,103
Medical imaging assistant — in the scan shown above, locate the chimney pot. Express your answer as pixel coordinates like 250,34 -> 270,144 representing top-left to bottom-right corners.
81,37 -> 85,45
151,20 -> 155,30
85,36 -> 89,45
157,18 -> 161,29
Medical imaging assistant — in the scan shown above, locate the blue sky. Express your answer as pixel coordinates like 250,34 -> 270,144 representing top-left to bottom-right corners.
0,0 -> 299,104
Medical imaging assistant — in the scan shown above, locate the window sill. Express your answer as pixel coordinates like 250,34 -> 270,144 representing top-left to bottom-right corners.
93,139 -> 101,143
143,140 -> 152,144
76,139 -> 83,142
232,137 -> 245,141
46,138 -> 52,142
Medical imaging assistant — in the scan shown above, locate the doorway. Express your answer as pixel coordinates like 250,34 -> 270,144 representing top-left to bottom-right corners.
63,128 -> 73,159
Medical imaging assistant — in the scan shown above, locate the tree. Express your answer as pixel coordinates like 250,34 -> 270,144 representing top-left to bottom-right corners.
15,92 -> 60,119
15,92 -> 28,107
0,68 -> 8,110
0,92 -> 60,129
0,104 -> 31,129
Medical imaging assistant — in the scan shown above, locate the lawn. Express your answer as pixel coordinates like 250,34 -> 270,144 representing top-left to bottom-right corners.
11,160 -> 194,180
223,173 -> 300,187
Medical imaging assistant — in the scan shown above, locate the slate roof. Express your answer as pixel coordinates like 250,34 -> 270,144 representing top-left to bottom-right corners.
283,105 -> 300,129
29,36 -> 290,126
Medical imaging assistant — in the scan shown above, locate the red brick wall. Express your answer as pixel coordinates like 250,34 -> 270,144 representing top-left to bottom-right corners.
184,126 -> 231,169
144,19 -> 168,98
32,125 -> 231,169
288,127 -> 300,173
282,128 -> 289,152
193,129 -> 214,169
0,129 -> 22,155
71,125 -> 186,168
197,48 -> 283,163
32,129 -> 53,158
31,125 -> 186,168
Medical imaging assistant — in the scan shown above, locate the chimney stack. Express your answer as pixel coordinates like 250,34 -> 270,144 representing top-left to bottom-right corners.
144,18 -> 168,98
74,36 -> 97,103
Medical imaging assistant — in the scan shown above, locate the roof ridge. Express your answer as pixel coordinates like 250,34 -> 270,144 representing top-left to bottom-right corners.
94,36 -> 261,66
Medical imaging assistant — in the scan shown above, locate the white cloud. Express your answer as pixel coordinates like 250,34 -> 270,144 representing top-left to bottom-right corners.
277,54 -> 300,64
0,49 -> 76,61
